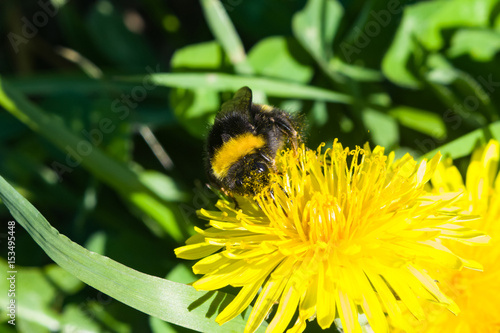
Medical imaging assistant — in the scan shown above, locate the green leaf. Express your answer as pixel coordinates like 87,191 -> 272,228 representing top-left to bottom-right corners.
292,0 -> 344,83
447,28 -> 500,61
171,41 -> 225,70
382,0 -> 497,88
150,316 -> 180,333
44,264 -> 84,294
0,260 -> 61,331
167,264 -> 197,285
362,108 -> 399,148
61,304 -> 102,333
170,88 -> 220,139
389,106 -> 446,139
85,231 -> 108,255
425,53 -> 497,122
198,0 -> 272,103
310,101 -> 329,127
329,58 -> 384,82
8,76 -> 157,96
169,42 -> 225,137
248,36 -> 314,83
63,302 -> 132,333
0,77 -> 188,242
0,175 -> 266,333
292,0 -> 342,62
422,121 -> 500,160
125,72 -> 353,104
200,0 -> 254,75
139,170 -> 188,202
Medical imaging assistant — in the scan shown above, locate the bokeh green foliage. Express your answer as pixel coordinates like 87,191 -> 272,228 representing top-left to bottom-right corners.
1,0 -> 500,332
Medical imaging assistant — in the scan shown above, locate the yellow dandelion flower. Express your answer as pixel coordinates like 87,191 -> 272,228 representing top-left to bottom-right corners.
397,139 -> 500,333
175,140 -> 489,333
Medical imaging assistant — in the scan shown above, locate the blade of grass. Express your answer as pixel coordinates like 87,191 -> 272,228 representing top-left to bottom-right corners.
200,0 -> 253,75
0,175 -> 265,333
0,77 -> 188,242
121,72 -> 353,104
199,0 -> 269,103
8,76 -> 164,96
422,121 -> 500,160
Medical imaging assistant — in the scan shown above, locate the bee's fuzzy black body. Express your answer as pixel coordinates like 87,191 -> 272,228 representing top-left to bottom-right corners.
205,87 -> 299,196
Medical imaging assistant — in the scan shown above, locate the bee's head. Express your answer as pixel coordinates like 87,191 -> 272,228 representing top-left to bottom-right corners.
230,153 -> 272,195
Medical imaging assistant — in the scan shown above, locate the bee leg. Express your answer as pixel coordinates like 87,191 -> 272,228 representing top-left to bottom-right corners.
257,151 -> 277,172
232,195 -> 242,210
219,187 -> 242,209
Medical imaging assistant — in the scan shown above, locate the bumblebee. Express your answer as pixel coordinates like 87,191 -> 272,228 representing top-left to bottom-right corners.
206,87 -> 300,196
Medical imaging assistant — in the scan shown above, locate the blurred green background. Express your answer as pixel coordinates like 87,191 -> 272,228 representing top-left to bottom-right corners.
1,0 -> 500,332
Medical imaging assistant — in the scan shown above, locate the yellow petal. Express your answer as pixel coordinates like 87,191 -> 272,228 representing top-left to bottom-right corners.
266,280 -> 301,332
366,271 -> 408,330
174,243 -> 222,260
482,140 -> 499,188
354,269 -> 388,332
244,258 -> 295,333
384,271 -> 425,320
298,276 -> 318,322
192,252 -> 229,274
216,277 -> 264,324
336,289 -> 361,333
193,260 -> 247,290
316,260 -> 336,329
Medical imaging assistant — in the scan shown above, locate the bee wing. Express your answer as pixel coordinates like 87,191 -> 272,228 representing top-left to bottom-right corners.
218,86 -> 253,118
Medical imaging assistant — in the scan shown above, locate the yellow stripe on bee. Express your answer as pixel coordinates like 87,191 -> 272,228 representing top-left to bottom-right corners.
211,133 -> 266,180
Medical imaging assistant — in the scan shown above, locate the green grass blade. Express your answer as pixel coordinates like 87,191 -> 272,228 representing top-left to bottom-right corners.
0,175 -> 265,333
422,121 -> 500,160
199,0 -> 270,103
200,0 -> 254,75
0,77 -> 187,242
8,76 -> 164,96
122,72 -> 353,104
